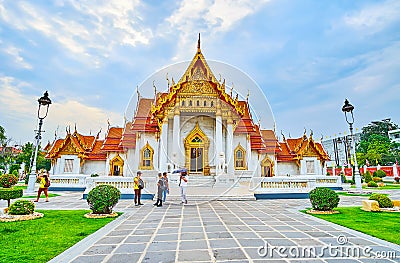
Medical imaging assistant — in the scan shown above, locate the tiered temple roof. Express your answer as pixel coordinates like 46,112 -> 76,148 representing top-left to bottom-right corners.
45,36 -> 329,166
46,130 -> 106,160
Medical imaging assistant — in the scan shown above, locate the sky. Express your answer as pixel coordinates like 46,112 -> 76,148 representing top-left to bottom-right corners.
1,0 -> 400,146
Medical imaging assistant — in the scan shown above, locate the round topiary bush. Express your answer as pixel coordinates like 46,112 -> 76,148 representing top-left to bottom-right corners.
309,187 -> 340,211
373,170 -> 386,178
369,193 -> 393,208
363,171 -> 372,183
8,200 -> 35,215
87,184 -> 121,214
0,174 -> 18,188
0,187 -> 23,207
367,181 -> 378,187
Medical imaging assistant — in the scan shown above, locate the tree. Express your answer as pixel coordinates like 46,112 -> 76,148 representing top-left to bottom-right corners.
16,142 -> 50,173
0,126 -> 13,172
357,120 -> 400,166
360,118 -> 399,141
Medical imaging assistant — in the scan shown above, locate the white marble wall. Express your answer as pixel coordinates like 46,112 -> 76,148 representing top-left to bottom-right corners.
276,162 -> 299,176
84,160 -> 106,176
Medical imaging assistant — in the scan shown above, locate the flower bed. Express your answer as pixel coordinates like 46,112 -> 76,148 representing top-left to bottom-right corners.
0,212 -> 44,222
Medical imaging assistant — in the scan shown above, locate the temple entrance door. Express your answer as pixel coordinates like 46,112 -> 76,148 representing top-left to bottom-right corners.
113,165 -> 120,176
109,154 -> 124,176
261,156 -> 274,177
190,147 -> 203,172
184,122 -> 210,175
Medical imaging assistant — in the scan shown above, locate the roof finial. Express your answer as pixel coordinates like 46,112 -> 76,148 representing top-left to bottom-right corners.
197,33 -> 201,51
281,130 -> 286,141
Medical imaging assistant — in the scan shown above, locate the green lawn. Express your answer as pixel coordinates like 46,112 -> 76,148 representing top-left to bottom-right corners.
350,183 -> 400,190
305,207 -> 400,245
336,192 -> 375,197
0,210 -> 119,262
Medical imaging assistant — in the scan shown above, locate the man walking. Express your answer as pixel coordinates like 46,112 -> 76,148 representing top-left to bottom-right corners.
154,173 -> 164,207
162,172 -> 169,202
134,171 -> 144,206
179,169 -> 188,204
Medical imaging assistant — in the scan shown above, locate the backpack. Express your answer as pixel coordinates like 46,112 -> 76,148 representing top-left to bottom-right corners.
138,178 -> 144,189
160,178 -> 167,190
44,179 -> 51,188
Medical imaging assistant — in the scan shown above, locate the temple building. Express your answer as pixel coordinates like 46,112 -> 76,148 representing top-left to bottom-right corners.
46,37 -> 329,179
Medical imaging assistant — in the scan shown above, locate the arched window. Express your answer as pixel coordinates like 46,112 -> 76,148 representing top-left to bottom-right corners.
189,100 -> 192,106
234,144 -> 246,170
204,101 -> 207,106
210,101 -> 214,107
197,100 -> 200,106
140,142 -> 154,170
182,100 -> 185,106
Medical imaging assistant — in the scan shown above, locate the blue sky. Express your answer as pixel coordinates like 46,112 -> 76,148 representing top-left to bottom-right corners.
1,0 -> 399,145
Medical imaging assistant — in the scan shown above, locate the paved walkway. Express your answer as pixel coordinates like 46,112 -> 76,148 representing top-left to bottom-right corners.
3,191 -> 400,262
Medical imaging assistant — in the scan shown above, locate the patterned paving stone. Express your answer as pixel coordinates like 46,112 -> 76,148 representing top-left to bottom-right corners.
105,253 -> 141,263
178,250 -> 211,261
43,193 -> 400,263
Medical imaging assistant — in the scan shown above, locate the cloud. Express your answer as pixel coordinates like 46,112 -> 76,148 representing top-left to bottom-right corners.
343,0 -> 400,34
0,76 -> 121,143
3,46 -> 33,69
165,0 -> 270,60
0,1 -> 153,66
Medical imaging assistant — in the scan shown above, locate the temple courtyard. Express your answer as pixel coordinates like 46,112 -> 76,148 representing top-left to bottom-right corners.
8,190 -> 398,263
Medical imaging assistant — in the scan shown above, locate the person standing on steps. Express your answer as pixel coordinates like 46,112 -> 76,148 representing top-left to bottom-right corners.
35,172 -> 50,202
179,169 -> 188,204
134,171 -> 144,206
154,173 -> 164,207
162,172 -> 169,203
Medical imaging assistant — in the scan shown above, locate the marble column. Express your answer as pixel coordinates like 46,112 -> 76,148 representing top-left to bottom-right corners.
172,102 -> 180,167
226,115 -> 234,175
215,102 -> 223,174
134,132 -> 141,170
159,117 -> 168,172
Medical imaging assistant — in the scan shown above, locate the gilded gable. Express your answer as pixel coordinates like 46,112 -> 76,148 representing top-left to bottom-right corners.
302,144 -> 319,157
59,141 -> 79,155
178,81 -> 217,96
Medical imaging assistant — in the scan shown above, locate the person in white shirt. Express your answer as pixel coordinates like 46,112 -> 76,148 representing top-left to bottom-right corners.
179,170 -> 188,204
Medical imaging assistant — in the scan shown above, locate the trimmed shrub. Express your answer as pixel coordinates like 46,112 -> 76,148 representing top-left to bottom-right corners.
0,188 -> 23,207
8,200 -> 35,215
373,170 -> 386,178
90,173 -> 99,177
372,177 -> 383,182
367,181 -> 378,187
0,174 -> 18,188
309,187 -> 340,211
369,193 -> 393,208
394,177 -> 399,183
363,171 -> 372,183
87,184 -> 121,214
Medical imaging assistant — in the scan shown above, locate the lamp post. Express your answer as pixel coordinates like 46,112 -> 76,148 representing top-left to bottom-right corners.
342,99 -> 362,191
26,91 -> 52,194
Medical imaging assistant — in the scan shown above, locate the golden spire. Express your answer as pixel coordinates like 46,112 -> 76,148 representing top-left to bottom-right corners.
197,33 -> 201,52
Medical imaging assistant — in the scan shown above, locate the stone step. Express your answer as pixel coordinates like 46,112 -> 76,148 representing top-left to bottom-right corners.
158,194 -> 256,201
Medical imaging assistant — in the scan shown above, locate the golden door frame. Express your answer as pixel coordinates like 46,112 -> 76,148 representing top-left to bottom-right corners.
261,156 -> 274,177
184,122 -> 210,173
109,154 -> 124,176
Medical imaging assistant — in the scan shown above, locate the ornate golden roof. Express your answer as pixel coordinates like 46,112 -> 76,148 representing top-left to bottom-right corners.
151,34 -> 246,129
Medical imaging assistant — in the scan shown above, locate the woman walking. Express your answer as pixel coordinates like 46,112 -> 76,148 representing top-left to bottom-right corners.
35,172 -> 50,202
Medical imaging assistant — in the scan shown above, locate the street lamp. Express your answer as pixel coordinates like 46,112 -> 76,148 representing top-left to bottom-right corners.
341,99 -> 362,191
26,91 -> 52,194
